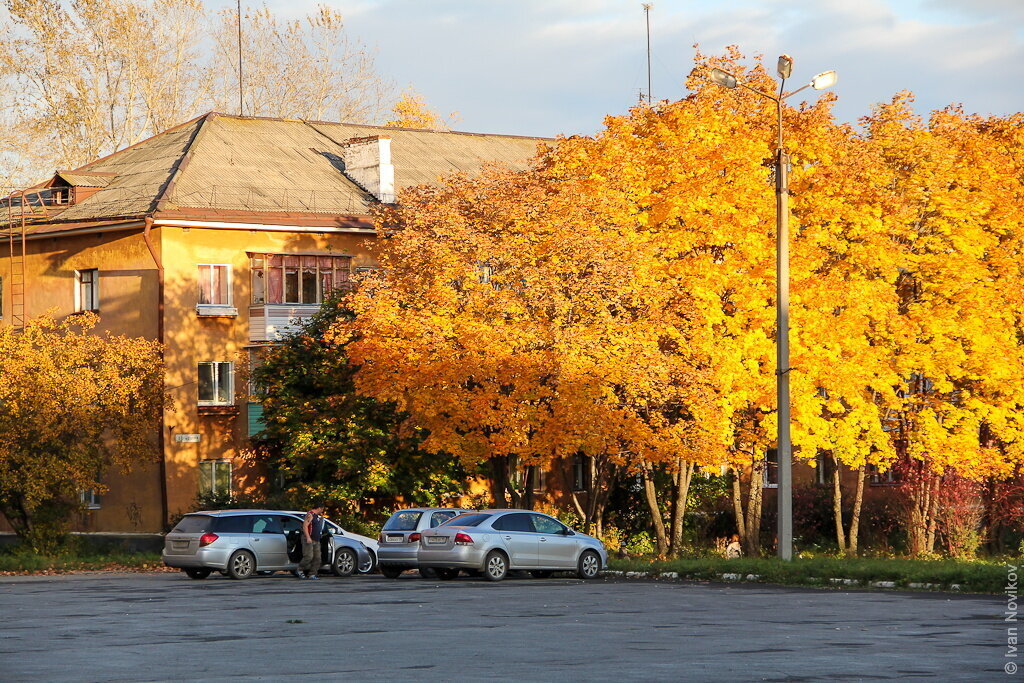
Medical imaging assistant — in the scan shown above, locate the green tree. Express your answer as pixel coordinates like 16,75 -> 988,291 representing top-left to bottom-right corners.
0,313 -> 166,551
251,298 -> 469,514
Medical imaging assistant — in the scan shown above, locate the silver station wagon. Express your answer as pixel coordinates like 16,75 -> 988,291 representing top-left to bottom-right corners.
417,510 -> 607,581
162,509 -> 372,579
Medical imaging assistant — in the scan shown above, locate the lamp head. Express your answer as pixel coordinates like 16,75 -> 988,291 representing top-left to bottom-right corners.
710,68 -> 738,89
777,55 -> 793,80
811,70 -> 838,90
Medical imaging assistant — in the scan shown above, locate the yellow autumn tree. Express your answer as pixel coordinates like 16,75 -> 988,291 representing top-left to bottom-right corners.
0,314 -> 167,551
346,161 -> 721,536
384,88 -> 455,130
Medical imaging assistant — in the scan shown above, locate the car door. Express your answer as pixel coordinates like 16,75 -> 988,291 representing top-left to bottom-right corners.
531,514 -> 577,569
492,513 -> 538,568
248,514 -> 288,568
281,515 -> 304,564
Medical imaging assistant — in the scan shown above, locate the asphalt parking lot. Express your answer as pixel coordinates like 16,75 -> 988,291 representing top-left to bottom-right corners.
0,571 -> 1007,681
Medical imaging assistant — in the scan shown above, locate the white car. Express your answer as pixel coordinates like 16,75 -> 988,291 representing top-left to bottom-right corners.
286,511 -> 378,573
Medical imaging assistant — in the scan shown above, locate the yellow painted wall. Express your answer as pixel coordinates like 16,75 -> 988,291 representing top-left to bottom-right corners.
159,225 -> 377,523
0,222 -> 378,534
0,226 -> 165,533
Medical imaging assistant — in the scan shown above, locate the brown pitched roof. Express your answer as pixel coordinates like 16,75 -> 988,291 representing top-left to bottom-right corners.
5,113 -> 549,234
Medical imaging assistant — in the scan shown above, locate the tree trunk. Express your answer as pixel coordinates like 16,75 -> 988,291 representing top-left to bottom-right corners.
847,465 -> 865,555
669,459 -> 695,555
832,456 -> 846,554
641,462 -> 669,557
731,468 -> 746,545
488,456 -> 509,508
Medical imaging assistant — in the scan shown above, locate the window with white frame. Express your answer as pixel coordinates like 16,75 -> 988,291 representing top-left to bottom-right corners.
75,269 -> 99,312
762,449 -> 779,488
250,254 -> 351,305
198,361 -> 234,405
199,460 -> 232,496
198,264 -> 232,306
571,454 -> 589,491
79,488 -> 101,509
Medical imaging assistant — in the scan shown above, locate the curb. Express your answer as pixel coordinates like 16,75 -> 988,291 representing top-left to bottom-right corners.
602,569 -> 975,593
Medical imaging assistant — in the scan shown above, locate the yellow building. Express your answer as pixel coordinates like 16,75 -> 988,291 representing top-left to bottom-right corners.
0,113 -> 545,534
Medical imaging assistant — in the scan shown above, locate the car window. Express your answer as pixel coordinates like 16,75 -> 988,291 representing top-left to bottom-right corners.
430,511 -> 458,527
530,514 -> 566,535
213,515 -> 255,534
493,513 -> 533,532
383,510 -> 423,531
171,514 -> 213,533
252,515 -> 282,534
280,516 -> 303,533
440,513 -> 492,528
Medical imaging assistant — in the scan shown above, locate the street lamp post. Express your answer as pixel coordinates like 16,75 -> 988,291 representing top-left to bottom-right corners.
710,57 -> 836,561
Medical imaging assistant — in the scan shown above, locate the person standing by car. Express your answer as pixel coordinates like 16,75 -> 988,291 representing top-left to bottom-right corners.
298,502 -> 325,579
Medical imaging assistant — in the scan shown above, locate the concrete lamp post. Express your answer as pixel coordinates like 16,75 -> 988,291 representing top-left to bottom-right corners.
709,57 -> 836,561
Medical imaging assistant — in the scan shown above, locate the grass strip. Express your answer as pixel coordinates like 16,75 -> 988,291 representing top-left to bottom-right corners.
606,556 -> 1011,594
0,552 -> 166,574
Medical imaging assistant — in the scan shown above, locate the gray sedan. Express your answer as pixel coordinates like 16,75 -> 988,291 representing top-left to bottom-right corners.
417,510 -> 607,581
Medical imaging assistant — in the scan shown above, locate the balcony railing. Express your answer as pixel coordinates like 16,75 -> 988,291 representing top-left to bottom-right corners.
249,304 -> 320,342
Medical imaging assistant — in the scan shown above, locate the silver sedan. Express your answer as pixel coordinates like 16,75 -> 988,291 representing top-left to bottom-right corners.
417,510 -> 607,581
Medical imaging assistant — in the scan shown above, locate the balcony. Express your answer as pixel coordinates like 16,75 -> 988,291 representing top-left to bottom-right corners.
249,304 -> 319,342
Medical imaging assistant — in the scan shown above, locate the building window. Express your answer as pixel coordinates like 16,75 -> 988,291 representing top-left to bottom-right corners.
79,489 -> 101,510
528,465 -> 546,494
250,254 -> 351,305
198,361 -> 233,405
75,269 -> 99,312
868,464 -> 897,486
763,449 -> 779,488
571,454 -> 589,492
815,454 -> 836,486
198,264 -> 232,306
199,460 -> 232,496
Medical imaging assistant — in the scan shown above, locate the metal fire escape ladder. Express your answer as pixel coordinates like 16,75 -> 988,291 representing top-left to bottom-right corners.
4,189 -> 38,332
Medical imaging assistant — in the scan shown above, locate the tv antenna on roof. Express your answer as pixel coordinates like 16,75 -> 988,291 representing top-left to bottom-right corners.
237,0 -> 244,116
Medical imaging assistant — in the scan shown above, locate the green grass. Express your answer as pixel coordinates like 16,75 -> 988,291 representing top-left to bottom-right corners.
607,555 -> 1013,593
0,551 -> 165,574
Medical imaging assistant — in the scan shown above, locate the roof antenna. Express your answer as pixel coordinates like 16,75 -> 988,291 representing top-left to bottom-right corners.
642,3 -> 653,105
237,0 -> 244,116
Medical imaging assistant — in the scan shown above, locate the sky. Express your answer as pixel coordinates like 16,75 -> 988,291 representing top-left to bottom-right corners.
210,0 -> 1024,138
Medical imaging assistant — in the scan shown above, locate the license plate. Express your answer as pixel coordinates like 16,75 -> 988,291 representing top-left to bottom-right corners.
426,536 -> 446,544
172,541 -> 189,550
386,536 -> 404,543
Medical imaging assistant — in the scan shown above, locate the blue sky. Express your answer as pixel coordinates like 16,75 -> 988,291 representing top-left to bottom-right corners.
210,0 -> 1024,137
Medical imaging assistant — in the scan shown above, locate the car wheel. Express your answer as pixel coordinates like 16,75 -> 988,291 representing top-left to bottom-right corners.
577,550 -> 601,580
332,547 -> 357,577
380,566 -> 404,579
530,570 -> 553,579
419,567 -> 438,579
436,568 -> 459,580
358,550 -> 376,574
184,568 -> 211,580
227,550 -> 256,580
483,550 -> 508,582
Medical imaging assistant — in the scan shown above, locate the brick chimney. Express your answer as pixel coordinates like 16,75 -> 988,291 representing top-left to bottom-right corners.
341,136 -> 395,202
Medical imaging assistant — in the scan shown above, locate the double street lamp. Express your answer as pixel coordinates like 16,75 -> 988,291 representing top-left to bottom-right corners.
709,56 -> 837,561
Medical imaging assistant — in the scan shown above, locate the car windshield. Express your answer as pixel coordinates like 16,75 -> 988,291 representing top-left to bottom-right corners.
383,510 -> 423,531
171,514 -> 213,533
440,513 -> 492,528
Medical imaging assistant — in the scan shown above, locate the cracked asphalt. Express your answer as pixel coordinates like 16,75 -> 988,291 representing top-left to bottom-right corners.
0,571 -> 1007,681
